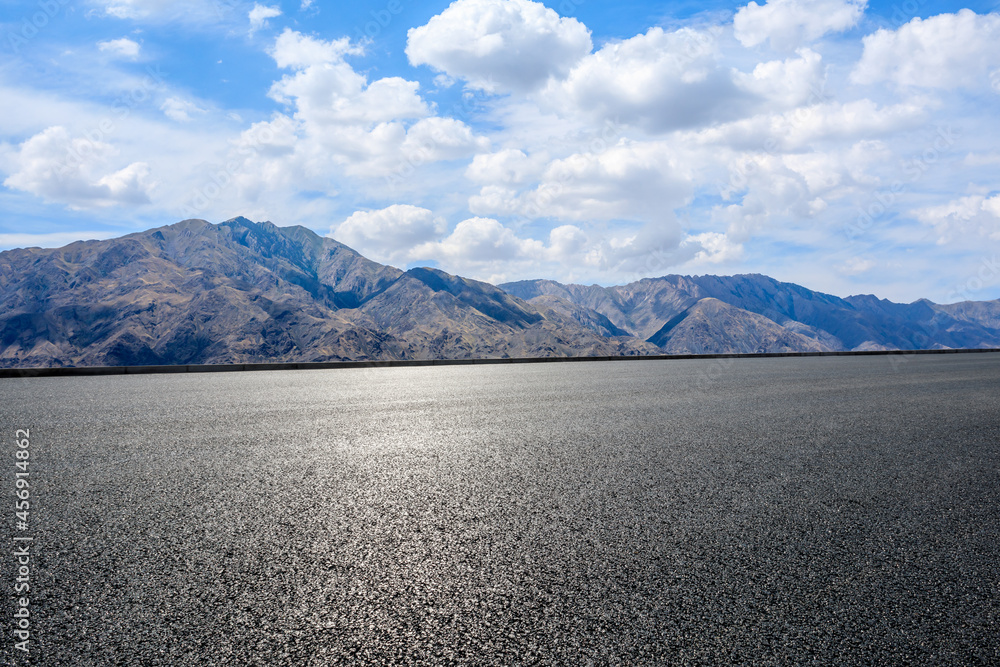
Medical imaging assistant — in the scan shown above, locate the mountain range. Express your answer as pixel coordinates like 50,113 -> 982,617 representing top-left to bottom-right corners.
1,217 -> 998,368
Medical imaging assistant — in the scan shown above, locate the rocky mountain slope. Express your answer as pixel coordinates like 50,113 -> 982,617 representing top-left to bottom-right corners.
0,218 -> 650,367
500,275 -> 1000,353
646,298 -> 831,354
2,217 -> 998,368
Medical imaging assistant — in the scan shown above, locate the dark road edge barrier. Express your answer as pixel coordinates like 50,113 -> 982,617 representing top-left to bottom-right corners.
2,348 -> 1000,378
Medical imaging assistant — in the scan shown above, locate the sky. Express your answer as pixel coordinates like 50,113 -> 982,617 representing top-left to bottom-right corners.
1,0 -> 999,303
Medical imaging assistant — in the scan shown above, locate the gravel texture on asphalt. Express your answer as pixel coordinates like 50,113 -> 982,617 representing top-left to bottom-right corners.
2,353 -> 999,665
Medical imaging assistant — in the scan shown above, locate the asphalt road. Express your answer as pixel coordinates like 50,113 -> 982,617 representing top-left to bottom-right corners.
2,353 -> 999,665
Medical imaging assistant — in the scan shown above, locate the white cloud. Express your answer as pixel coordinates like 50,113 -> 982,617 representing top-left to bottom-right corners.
0,81 -> 247,224
714,154 -> 812,240
986,197 -> 1000,218
6,0 -> 993,302
465,149 -> 546,185
839,256 -> 876,275
408,218 -> 577,282
2,126 -> 154,209
344,212 -> 577,282
270,28 -> 361,68
433,74 -> 455,89
584,222 -> 695,278
546,224 -> 588,260
192,115 -> 302,207
249,3 -> 283,33
98,0 -> 153,19
269,30 -> 427,125
852,10 -> 1000,89
97,37 -> 141,60
414,216 -> 543,264
160,97 -> 205,122
734,0 -> 867,50
470,140 -> 692,223
97,162 -> 154,204
690,98 -> 925,152
403,216 -> 689,285
734,48 -> 825,109
93,0 -> 230,24
332,205 -> 448,263
405,0 -> 592,93
537,33 -> 837,134
261,29 -> 492,182
712,139 -> 891,241
400,117 -> 492,162
913,194 -> 1000,244
686,231 -> 744,264
539,26 -> 748,133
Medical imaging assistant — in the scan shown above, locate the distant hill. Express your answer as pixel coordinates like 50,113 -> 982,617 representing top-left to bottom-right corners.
0,218 -> 651,368
1,217 -> 998,368
499,275 -> 1000,353
645,298 -> 831,354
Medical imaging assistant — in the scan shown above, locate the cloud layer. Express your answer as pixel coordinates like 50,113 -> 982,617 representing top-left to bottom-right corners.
2,0 -> 999,303
405,0 -> 592,93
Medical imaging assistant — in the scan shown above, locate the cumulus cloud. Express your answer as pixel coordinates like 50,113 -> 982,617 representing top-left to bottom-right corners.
268,30 -> 427,126
690,98 -> 925,153
332,205 -> 448,263
465,149 -> 546,185
782,140 -> 887,193
187,114 -> 301,209
348,210 -> 717,284
470,140 -> 692,222
400,117 -> 492,162
97,37 -> 141,59
249,4 -> 282,33
734,48 -> 825,109
270,28 -> 361,68
409,221 -> 570,282
714,154 -> 833,241
415,216 -> 543,263
13,0 -> 990,300
538,26 -> 750,133
712,139 -> 892,241
261,29 -> 490,181
405,0 -> 592,93
583,222 -> 695,278
852,10 -> 1000,89
734,0 -> 867,50
546,224 -> 588,260
686,232 -> 745,264
405,216 -> 692,284
406,0 -> 854,137
3,126 -> 153,209
714,159 -> 811,240
913,194 -> 1000,244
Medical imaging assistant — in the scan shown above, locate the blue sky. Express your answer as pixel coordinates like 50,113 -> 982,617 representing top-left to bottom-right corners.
1,0 -> 999,302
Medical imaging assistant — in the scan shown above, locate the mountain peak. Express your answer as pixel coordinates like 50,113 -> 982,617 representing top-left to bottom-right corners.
0,218 -> 650,367
2,218 -> 999,368
222,215 -> 268,226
